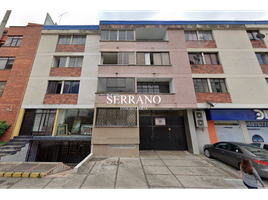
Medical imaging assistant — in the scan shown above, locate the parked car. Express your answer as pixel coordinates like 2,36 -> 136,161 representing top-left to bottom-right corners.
204,142 -> 268,178
251,143 -> 268,151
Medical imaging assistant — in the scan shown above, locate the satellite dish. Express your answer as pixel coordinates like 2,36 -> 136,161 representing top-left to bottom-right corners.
256,33 -> 265,40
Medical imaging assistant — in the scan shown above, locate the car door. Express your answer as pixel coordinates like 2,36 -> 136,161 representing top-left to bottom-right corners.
223,143 -> 243,168
212,142 -> 229,162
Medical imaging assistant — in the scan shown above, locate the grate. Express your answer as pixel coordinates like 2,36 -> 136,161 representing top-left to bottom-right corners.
96,108 -> 137,126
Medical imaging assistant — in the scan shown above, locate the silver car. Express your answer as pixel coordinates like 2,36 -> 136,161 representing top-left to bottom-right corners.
204,142 -> 268,178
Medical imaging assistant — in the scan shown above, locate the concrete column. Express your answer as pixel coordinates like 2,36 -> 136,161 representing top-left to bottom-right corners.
0,10 -> 11,39
184,109 -> 200,154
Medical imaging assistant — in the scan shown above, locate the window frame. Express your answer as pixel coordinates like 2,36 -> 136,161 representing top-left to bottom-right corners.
193,78 -> 228,93
247,30 -> 260,41
97,77 -> 135,93
256,53 -> 268,65
0,81 -> 7,97
53,56 -> 83,68
137,82 -> 170,94
58,35 -> 86,45
0,57 -> 15,69
46,80 -> 80,94
184,30 -> 213,41
136,52 -> 171,65
100,30 -> 134,41
3,36 -> 23,47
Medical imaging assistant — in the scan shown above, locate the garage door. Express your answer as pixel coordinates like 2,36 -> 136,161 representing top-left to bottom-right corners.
139,115 -> 188,150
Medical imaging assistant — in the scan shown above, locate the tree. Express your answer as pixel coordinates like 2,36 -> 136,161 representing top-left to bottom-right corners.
0,121 -> 11,137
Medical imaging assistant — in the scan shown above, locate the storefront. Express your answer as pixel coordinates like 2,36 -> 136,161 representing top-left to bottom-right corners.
207,109 -> 268,144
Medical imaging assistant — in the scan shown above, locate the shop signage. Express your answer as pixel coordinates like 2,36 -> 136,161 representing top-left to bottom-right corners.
107,95 -> 161,105
246,121 -> 268,127
208,109 -> 268,121
252,134 -> 264,143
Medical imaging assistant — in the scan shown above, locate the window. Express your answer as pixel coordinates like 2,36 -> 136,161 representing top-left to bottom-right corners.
193,79 -> 209,93
247,30 -> 260,40
47,81 -> 80,94
20,109 -> 56,136
95,108 -> 137,126
3,36 -> 22,47
210,79 -> 227,93
189,53 -> 219,65
97,77 -> 135,93
101,30 -> 134,41
102,52 -> 135,65
53,56 -> 83,68
184,30 -> 213,41
58,35 -> 86,45
63,81 -> 80,94
136,52 -> 170,65
188,53 -> 204,64
204,53 -> 219,65
266,79 -> 268,86
193,78 -> 227,93
184,31 -> 198,40
0,82 -> 7,96
72,35 -> 86,44
137,82 -> 170,93
198,31 -> 213,40
0,57 -> 15,69
256,53 -> 268,65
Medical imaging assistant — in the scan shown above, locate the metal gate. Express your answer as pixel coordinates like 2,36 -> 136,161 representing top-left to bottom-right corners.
27,140 -> 91,165
139,111 -> 188,151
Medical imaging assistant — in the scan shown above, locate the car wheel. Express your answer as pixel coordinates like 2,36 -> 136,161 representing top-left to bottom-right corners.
204,149 -> 212,158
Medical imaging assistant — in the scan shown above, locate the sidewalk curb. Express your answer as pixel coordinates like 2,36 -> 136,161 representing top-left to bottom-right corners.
0,172 -> 44,178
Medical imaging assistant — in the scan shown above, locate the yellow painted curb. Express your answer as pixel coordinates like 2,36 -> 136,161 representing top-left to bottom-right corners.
39,173 -> 44,178
21,173 -> 30,178
30,173 -> 41,178
12,172 -> 23,178
0,172 -> 5,177
4,172 -> 13,177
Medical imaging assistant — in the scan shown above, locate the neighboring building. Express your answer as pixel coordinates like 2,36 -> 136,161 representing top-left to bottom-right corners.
0,23 -> 42,142
9,19 -> 268,163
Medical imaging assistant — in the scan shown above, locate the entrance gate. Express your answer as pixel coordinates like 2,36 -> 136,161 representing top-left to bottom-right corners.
139,111 -> 188,150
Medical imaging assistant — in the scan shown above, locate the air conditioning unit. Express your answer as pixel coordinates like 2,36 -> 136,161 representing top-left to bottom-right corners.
194,111 -> 208,128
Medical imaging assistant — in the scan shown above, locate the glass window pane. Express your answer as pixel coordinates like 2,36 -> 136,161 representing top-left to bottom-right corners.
3,37 -> 12,46
98,78 -> 107,92
16,37 -> 22,46
6,58 -> 14,69
127,31 -> 134,40
63,81 -> 71,93
256,54 -> 263,64
71,82 -> 80,93
69,57 -> 75,67
161,53 -> 170,65
247,32 -> 253,40
72,35 -> 86,44
153,53 -> 162,65
101,31 -> 109,40
126,78 -> 134,92
110,31 -> 117,40
58,36 -> 71,44
0,82 -> 7,96
59,57 -> 67,68
210,54 -> 218,64
76,57 -> 83,67
107,78 -> 117,87
119,31 -> 126,40
137,53 -> 145,65
0,58 -> 7,69
261,53 -> 268,64
204,54 -> 211,64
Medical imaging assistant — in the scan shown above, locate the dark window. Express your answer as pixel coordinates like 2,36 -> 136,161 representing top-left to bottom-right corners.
215,142 -> 228,149
0,81 -> 7,96
20,109 -> 56,136
228,144 -> 243,153
98,77 -> 135,93
188,53 -> 203,64
210,79 -> 227,93
193,78 -> 209,93
95,108 -> 137,126
184,31 -> 198,40
0,57 -> 15,69
47,81 -> 62,94
63,81 -> 80,94
247,30 -> 259,40
137,82 -> 170,93
256,53 -> 268,65
3,36 -> 22,47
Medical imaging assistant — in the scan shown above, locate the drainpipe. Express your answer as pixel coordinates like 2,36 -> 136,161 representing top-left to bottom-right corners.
0,10 -> 11,39
73,144 -> 93,173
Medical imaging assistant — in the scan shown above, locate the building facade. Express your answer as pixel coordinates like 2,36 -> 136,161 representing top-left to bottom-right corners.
6,19 -> 268,163
0,23 -> 42,142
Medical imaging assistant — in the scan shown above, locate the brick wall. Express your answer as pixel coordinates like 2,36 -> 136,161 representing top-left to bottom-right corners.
260,64 -> 268,74
191,64 -> 224,74
195,93 -> 232,103
50,67 -> 82,77
0,24 -> 43,141
55,44 -> 85,52
43,94 -> 78,104
251,40 -> 266,48
186,40 -> 217,48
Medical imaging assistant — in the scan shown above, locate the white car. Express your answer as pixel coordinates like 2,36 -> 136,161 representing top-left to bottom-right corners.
251,143 -> 268,151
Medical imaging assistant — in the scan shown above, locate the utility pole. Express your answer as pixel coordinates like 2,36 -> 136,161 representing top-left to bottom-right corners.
0,10 -> 11,39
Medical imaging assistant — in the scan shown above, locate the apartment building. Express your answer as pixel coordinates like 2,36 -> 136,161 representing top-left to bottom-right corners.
0,23 -> 42,142
11,21 -> 100,163
8,19 -> 268,163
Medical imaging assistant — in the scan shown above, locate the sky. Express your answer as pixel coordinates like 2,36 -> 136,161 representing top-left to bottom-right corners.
3,10 -> 268,26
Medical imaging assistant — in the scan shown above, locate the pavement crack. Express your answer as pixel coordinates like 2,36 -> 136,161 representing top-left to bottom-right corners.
114,157 -> 120,189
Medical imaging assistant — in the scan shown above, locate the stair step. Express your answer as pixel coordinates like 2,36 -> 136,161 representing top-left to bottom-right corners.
0,145 -> 23,150
0,149 -> 17,154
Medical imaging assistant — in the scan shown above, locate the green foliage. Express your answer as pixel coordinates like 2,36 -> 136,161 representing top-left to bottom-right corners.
0,121 -> 11,137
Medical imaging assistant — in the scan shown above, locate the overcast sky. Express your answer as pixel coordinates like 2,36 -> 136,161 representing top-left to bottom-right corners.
0,10 -> 268,26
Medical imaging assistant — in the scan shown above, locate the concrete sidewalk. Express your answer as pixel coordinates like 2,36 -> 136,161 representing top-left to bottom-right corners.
0,151 -> 267,189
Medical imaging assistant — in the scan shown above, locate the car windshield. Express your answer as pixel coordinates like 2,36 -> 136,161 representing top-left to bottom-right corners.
243,146 -> 268,156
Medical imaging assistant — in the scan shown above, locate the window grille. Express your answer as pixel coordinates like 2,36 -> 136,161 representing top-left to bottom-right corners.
95,108 -> 137,126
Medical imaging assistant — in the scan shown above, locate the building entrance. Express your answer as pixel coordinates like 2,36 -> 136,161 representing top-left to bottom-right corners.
139,110 -> 188,150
